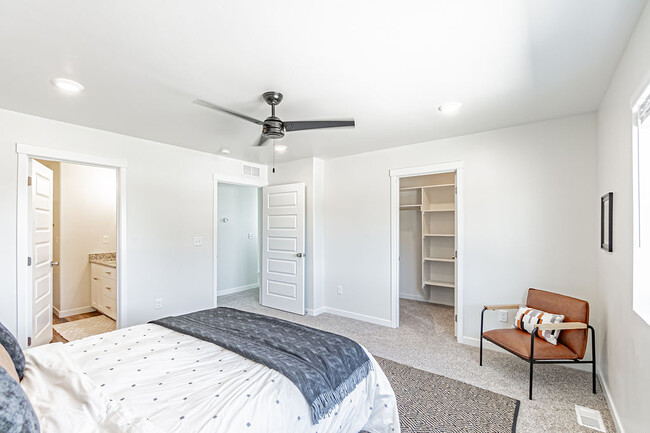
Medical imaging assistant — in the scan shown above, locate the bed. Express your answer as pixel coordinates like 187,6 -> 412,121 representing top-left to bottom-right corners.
13,308 -> 400,433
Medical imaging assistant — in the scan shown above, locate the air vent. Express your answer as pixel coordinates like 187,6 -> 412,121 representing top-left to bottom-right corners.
242,164 -> 261,177
575,405 -> 606,432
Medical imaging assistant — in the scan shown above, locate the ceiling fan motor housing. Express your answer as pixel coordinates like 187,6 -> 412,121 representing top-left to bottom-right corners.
262,116 -> 285,139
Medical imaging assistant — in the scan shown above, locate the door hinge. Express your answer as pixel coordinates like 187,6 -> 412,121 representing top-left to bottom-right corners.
27,257 -> 32,266
27,337 -> 31,346
455,314 -> 458,322
27,176 -> 32,186
454,186 -> 457,194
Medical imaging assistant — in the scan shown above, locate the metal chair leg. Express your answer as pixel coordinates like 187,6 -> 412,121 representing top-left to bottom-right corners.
589,325 -> 596,394
480,308 -> 486,366
529,329 -> 536,400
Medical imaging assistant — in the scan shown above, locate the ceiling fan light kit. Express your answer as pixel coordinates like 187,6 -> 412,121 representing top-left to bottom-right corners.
194,91 -> 355,148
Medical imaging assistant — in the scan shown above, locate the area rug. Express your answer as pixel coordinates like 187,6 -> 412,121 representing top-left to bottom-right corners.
373,356 -> 520,433
53,315 -> 116,341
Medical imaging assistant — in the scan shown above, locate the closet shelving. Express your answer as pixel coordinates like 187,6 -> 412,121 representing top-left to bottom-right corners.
399,172 -> 456,306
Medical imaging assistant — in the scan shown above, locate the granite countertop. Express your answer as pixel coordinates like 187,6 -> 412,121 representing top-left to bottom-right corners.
89,252 -> 117,268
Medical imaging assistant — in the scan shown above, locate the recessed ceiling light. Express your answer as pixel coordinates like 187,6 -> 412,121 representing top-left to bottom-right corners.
51,77 -> 85,93
438,102 -> 462,114
220,148 -> 231,154
274,143 -> 288,152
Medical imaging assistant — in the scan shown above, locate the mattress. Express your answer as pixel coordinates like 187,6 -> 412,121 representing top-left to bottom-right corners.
21,323 -> 400,433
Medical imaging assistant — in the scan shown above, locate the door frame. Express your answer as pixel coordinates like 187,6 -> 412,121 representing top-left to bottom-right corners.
389,161 -> 465,341
212,173 -> 268,308
16,143 -> 127,348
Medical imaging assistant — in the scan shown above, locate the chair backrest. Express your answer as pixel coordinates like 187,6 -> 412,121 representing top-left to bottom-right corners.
526,288 -> 589,358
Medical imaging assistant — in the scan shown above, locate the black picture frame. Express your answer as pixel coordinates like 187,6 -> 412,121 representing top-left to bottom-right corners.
601,192 -> 613,252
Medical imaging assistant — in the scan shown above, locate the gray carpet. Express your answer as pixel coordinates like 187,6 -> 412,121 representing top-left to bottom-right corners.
219,289 -> 617,432
374,356 -> 519,433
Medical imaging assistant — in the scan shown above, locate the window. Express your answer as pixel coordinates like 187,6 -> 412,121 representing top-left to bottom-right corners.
633,86 -> 650,325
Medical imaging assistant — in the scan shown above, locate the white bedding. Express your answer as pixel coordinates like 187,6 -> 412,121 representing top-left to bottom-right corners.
22,323 -> 399,433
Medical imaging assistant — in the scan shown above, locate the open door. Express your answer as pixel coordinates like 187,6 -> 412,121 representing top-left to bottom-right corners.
30,160 -> 54,346
261,183 -> 305,315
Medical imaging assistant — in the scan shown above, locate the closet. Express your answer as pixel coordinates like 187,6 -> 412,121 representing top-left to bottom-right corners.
399,172 -> 457,307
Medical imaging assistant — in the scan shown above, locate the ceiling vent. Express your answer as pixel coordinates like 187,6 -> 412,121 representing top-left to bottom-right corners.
242,164 -> 261,177
575,405 -> 606,432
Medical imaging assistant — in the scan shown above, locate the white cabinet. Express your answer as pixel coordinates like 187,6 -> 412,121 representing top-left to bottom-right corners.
91,263 -> 117,320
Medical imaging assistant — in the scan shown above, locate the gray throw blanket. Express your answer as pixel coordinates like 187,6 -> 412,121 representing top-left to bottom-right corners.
151,307 -> 372,423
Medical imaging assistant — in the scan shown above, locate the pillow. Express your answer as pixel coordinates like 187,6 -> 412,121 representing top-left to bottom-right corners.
514,306 -> 565,345
0,322 -> 25,380
0,345 -> 19,383
0,367 -> 40,433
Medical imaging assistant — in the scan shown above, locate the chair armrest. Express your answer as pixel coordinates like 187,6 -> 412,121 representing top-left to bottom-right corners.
535,322 -> 587,331
483,304 -> 520,311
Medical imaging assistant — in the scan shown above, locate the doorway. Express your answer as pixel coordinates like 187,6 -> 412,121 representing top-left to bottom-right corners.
389,162 -> 464,341
213,178 -> 307,315
216,182 -> 262,299
16,144 -> 127,348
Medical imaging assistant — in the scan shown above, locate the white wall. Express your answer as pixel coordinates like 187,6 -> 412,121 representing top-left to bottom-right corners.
324,114 -> 599,336
0,108 -> 267,338
58,162 -> 117,316
596,1 -> 650,431
216,183 -> 259,295
269,157 -> 326,314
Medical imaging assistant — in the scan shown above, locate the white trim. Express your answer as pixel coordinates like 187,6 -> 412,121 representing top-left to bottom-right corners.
306,306 -> 326,316
389,161 -> 465,340
212,173 -> 268,309
216,283 -> 259,297
15,143 -> 126,348
598,370 -> 626,433
399,293 -> 429,302
55,306 -> 97,318
16,143 -> 127,168
322,306 -> 393,327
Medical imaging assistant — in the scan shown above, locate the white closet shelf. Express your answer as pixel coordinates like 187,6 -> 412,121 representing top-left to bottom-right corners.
400,183 -> 454,191
423,257 -> 455,263
422,208 -> 455,212
423,280 -> 455,288
423,233 -> 455,237
400,204 -> 421,210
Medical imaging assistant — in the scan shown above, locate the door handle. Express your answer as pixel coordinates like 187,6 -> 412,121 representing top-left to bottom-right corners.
51,261 -> 59,266
296,253 -> 306,258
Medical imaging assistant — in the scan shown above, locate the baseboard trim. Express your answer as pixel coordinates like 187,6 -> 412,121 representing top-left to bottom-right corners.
56,306 -> 97,318
597,369 -> 625,433
399,293 -> 429,302
321,307 -> 393,327
306,307 -> 326,316
217,284 -> 258,297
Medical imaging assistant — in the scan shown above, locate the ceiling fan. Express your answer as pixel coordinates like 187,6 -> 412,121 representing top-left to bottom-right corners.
193,91 -> 355,147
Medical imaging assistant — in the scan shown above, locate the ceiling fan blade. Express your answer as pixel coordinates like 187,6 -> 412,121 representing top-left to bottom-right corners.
193,99 -> 264,125
284,119 -> 355,132
252,135 -> 270,147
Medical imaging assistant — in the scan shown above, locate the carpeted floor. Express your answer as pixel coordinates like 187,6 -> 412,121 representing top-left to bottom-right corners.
219,289 -> 617,433
374,356 -> 519,433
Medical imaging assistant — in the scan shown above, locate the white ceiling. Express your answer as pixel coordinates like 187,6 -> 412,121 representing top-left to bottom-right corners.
0,0 -> 646,163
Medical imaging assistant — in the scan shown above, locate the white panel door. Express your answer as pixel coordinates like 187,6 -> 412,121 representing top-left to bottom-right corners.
261,183 -> 305,315
31,160 -> 54,346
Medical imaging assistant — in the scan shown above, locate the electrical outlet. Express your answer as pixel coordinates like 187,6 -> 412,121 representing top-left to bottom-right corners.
102,235 -> 109,244
193,236 -> 203,246
498,310 -> 508,323
248,233 -> 254,239
337,285 -> 343,295
155,298 -> 163,310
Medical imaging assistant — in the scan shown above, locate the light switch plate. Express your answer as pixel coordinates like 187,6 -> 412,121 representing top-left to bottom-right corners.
337,285 -> 343,295
248,233 -> 254,239
193,236 -> 203,246
155,298 -> 162,310
498,310 -> 508,323
102,235 -> 109,244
